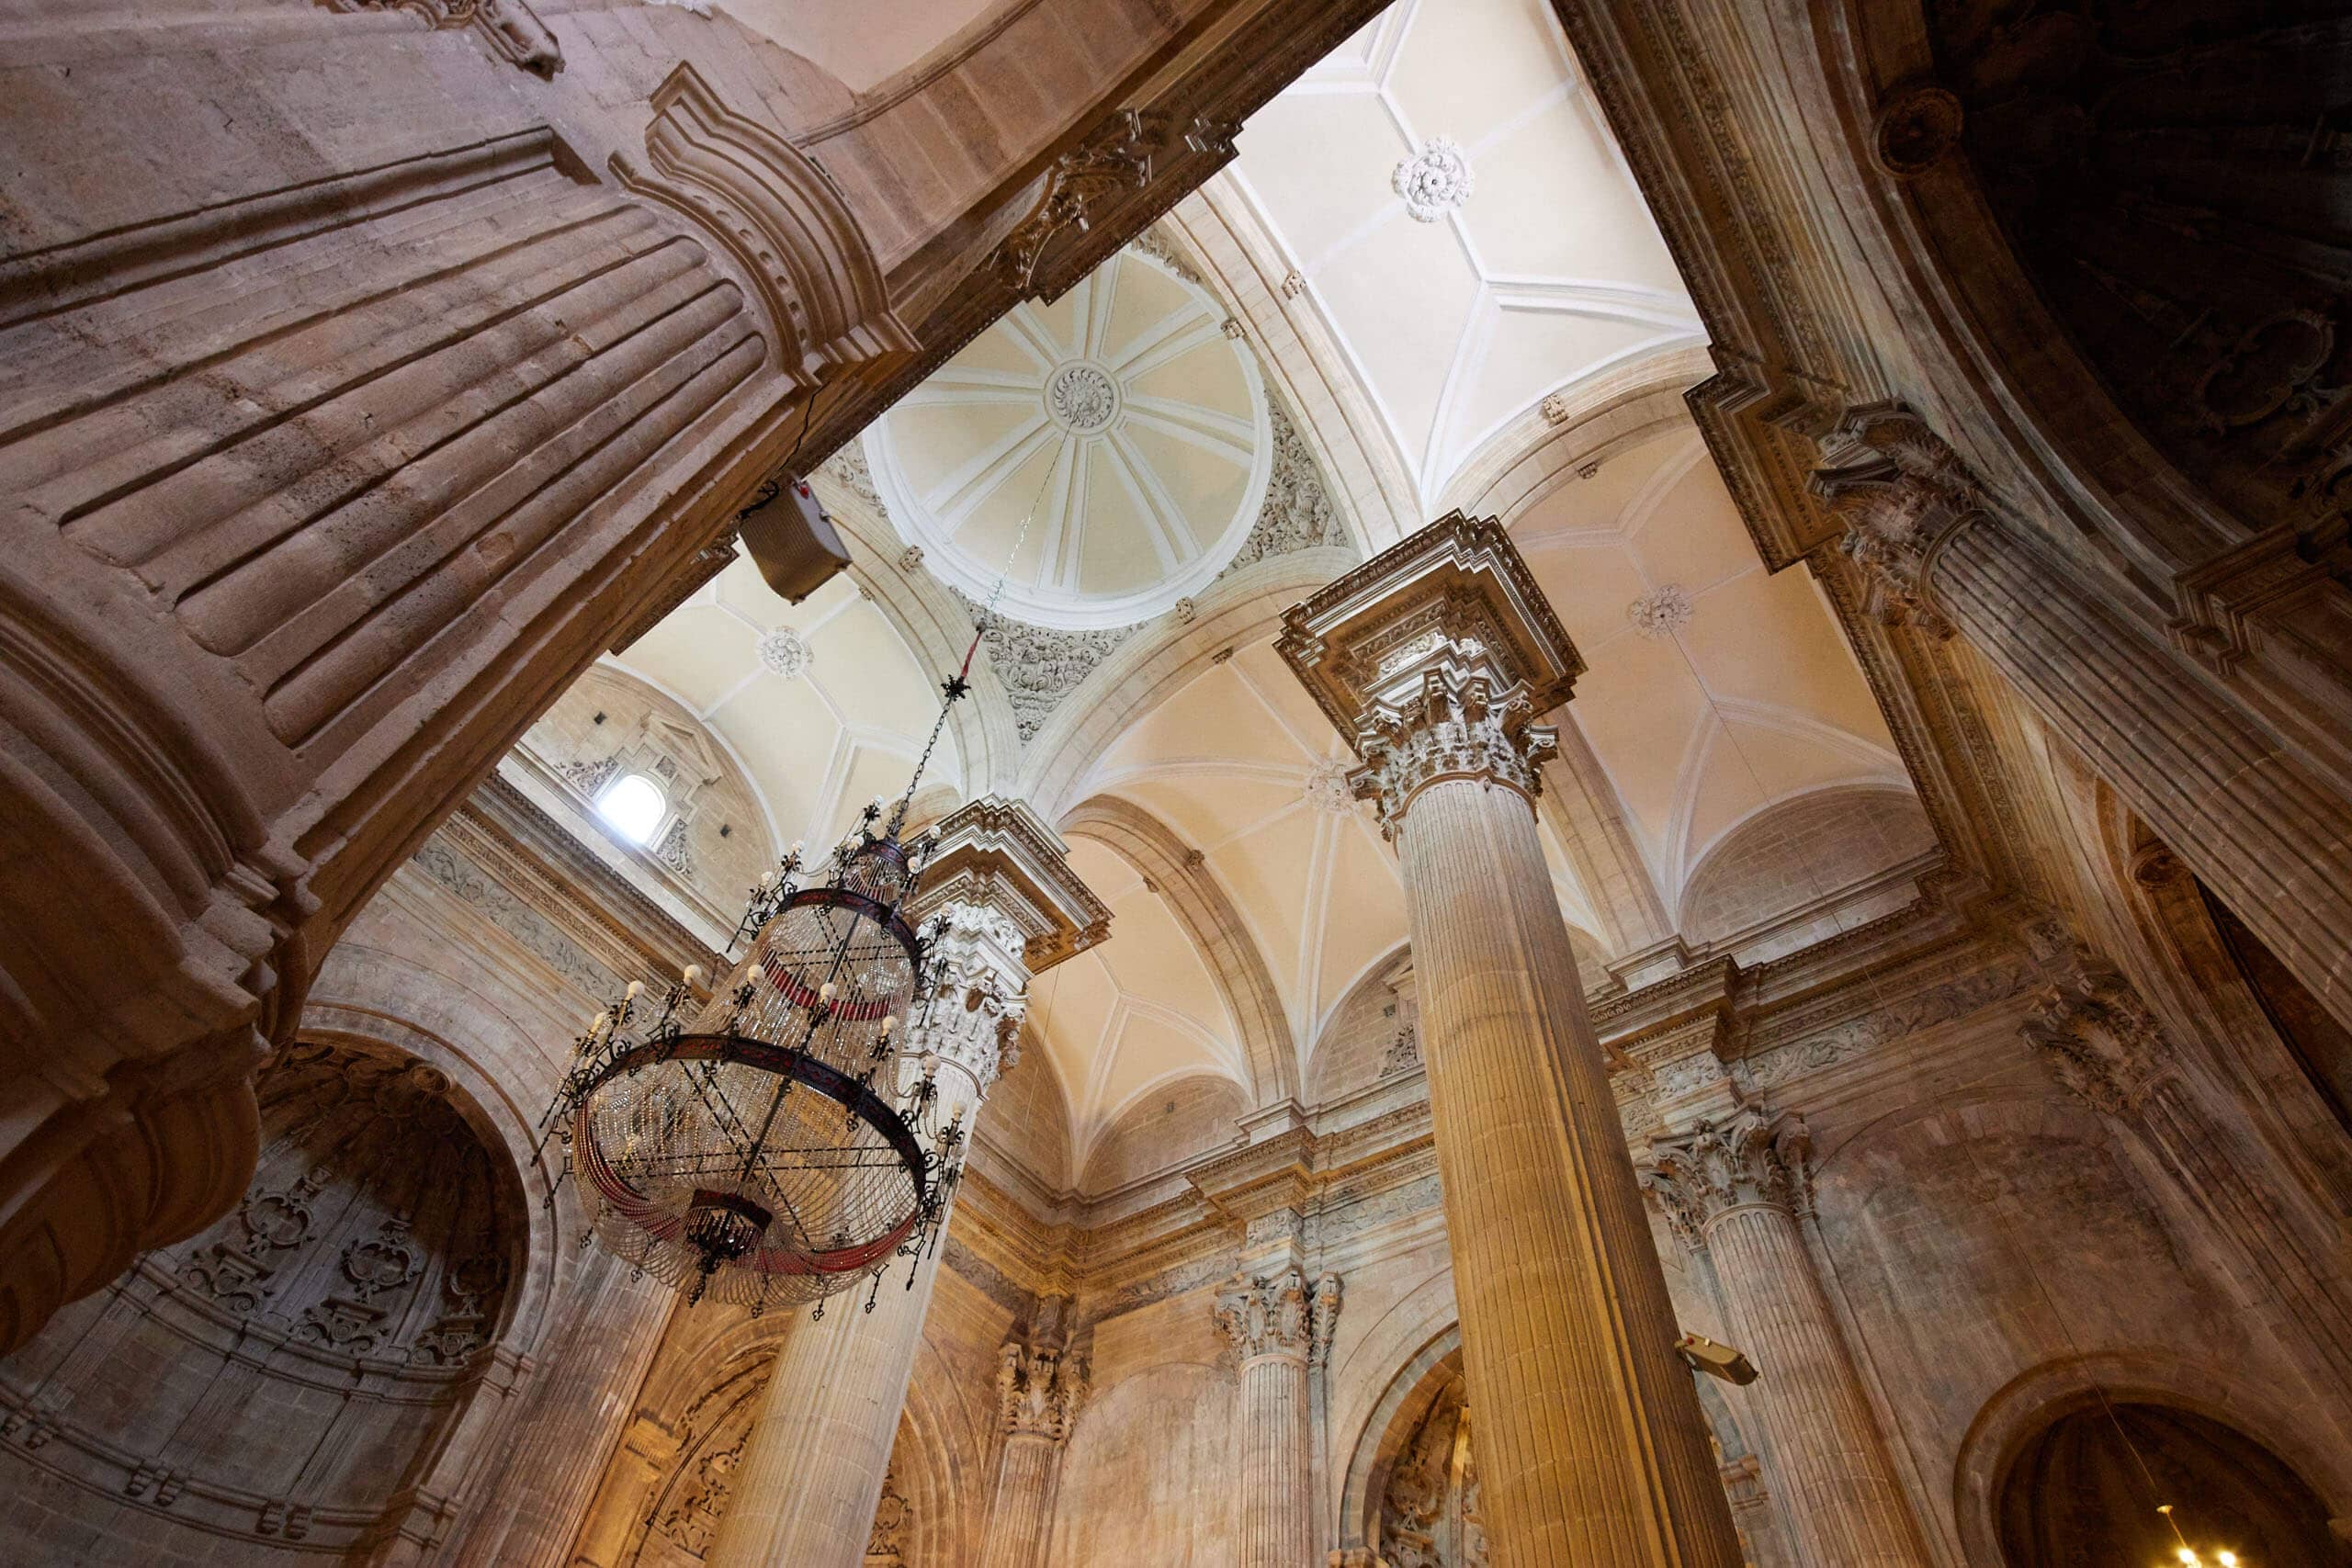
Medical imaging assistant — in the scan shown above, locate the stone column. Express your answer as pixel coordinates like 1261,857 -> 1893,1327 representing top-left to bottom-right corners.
1216,1269 -> 1317,1568
1814,406 -> 2352,1037
433,1257 -> 676,1566
976,1338 -> 1091,1568
0,59 -> 913,1355
1279,514 -> 1741,1566
2020,927 -> 2352,1405
706,799 -> 1107,1568
1641,1110 -> 1932,1568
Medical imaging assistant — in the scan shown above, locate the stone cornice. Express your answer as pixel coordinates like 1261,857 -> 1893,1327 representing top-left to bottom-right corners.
911,795 -> 1111,975
444,773 -> 723,991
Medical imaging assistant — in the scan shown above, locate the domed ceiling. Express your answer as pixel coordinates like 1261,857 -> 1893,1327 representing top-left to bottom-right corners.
865,249 -> 1272,629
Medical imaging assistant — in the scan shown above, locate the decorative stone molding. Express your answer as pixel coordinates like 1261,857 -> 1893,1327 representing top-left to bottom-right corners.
995,1340 -> 1091,1442
1281,269 -> 1307,299
992,111 -> 1238,296
1871,81 -> 1964,177
866,1464 -> 910,1559
1392,135 -> 1475,221
1217,404 -> 1356,579
1627,582 -> 1694,638
1638,1108 -> 1815,1250
1809,403 -> 1980,640
614,64 -> 916,389
756,626 -> 812,680
909,795 -> 1111,976
1279,513 -> 1582,837
953,591 -> 1145,744
330,0 -> 562,77
1214,1267 -> 1316,1361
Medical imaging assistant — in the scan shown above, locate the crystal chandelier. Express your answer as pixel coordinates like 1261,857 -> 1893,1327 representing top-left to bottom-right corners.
540,654 -> 983,1314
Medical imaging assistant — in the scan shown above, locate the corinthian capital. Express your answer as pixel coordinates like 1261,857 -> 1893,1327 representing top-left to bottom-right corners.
995,1339 -> 1090,1442
1809,404 -> 1982,640
1637,1108 -> 1814,1250
1214,1267 -> 1316,1361
1278,514 -> 1583,836
910,900 -> 1029,1095
1350,663 -> 1559,833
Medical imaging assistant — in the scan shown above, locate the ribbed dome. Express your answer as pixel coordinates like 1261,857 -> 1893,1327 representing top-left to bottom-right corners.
865,249 -> 1271,629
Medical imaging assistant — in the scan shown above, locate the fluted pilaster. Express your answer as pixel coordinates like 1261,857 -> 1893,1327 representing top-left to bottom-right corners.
1216,1269 -> 1317,1568
1642,1111 -> 1929,1568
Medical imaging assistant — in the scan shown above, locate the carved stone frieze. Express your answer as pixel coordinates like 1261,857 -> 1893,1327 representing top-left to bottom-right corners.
995,1340 -> 1091,1442
992,110 -> 1240,297
1216,404 -> 1357,579
954,591 -> 1146,743
1637,1108 -> 1814,1251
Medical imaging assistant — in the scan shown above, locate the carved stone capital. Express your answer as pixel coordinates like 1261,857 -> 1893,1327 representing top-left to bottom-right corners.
1638,1108 -> 1814,1250
1309,1271 -> 1342,1369
1279,513 -> 1582,834
1214,1267 -> 1316,1362
994,1339 -> 1090,1443
910,900 -> 1029,1097
2018,932 -> 2173,1117
1810,404 -> 1981,640
1348,663 -> 1559,833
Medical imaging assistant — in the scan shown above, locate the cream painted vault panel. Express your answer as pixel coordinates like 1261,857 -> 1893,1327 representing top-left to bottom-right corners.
1229,0 -> 1703,508
1515,423 -> 1914,906
605,556 -> 963,863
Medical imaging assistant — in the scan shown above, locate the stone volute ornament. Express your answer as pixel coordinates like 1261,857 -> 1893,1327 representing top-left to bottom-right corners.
995,1341 -> 1091,1442
1276,513 -> 1583,840
1637,1108 -> 1815,1252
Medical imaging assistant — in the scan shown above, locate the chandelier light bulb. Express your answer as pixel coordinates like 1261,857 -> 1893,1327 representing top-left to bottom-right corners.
682,964 -> 703,987
882,1014 -> 898,1035
820,980 -> 836,1003
624,979 -> 644,999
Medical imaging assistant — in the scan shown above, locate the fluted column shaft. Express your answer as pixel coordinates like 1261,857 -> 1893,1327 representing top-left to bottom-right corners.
707,897 -> 1031,1568
702,1232 -> 955,1568
438,1257 -> 675,1566
1396,777 -> 1739,1565
1237,1349 -> 1313,1567
1701,1202 -> 1928,1568
978,1432 -> 1062,1568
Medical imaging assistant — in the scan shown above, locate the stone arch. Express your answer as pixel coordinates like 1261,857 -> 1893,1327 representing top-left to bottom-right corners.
1060,793 -> 1298,1109
1952,1350 -> 2352,1568
0,1036 -> 533,1563
1337,1324 -> 1462,1556
1675,783 -> 1936,954
1077,1071 -> 1251,1196
1305,942 -> 1416,1105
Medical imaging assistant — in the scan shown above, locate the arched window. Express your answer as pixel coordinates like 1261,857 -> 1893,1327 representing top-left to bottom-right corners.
598,773 -> 667,845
